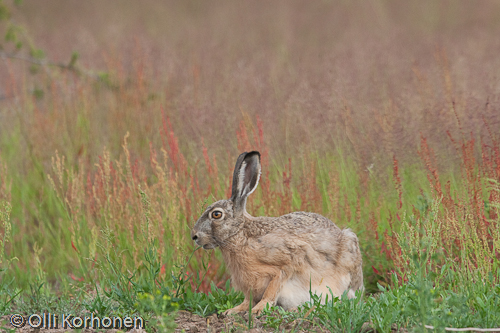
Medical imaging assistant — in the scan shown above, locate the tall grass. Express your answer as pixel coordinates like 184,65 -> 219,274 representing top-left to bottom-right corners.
1,110 -> 499,292
386,133 -> 500,286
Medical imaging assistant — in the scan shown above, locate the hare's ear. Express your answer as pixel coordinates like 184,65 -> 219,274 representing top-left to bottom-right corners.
230,151 -> 261,216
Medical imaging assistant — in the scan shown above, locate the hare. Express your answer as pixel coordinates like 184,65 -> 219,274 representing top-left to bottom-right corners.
191,151 -> 363,315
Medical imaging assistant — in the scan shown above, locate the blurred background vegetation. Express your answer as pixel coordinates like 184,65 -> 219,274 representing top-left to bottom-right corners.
0,0 -> 499,324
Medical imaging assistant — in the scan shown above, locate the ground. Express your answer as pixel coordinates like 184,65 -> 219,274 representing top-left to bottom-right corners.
1,311 -> 343,333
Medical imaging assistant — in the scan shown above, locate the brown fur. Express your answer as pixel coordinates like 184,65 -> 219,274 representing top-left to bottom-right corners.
191,152 -> 363,314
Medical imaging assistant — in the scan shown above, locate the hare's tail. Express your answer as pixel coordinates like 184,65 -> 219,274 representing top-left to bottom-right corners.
341,229 -> 364,297
348,262 -> 364,296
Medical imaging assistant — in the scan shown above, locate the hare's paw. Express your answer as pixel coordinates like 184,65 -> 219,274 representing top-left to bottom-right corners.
251,300 -> 275,315
222,307 -> 240,316
223,300 -> 250,316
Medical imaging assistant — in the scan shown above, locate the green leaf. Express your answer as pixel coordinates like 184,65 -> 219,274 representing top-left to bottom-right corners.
29,64 -> 40,74
68,51 -> 79,68
30,48 -> 45,59
33,88 -> 44,100
5,25 -> 16,42
0,4 -> 10,20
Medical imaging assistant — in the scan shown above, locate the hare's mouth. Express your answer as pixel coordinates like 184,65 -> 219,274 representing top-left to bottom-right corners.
194,237 -> 217,250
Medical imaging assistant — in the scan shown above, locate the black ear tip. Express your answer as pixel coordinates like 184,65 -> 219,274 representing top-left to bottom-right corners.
237,151 -> 261,161
246,151 -> 261,159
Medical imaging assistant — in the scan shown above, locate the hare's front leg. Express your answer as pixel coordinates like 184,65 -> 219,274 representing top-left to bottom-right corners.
223,298 -> 251,315
224,271 -> 284,315
251,271 -> 283,314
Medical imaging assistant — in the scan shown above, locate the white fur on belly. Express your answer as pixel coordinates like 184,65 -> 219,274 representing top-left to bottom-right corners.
276,277 -> 311,309
277,274 -> 353,310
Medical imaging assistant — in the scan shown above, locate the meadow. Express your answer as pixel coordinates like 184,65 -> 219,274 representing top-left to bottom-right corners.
1,0 -> 500,331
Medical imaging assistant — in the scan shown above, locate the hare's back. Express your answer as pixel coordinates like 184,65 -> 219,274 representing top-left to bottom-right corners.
276,211 -> 341,233
272,211 -> 360,267
250,211 -> 359,268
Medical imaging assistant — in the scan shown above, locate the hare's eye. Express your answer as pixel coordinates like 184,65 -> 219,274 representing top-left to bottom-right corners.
211,211 -> 223,219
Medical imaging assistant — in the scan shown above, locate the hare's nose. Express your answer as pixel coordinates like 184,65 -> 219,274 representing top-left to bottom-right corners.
191,229 -> 198,241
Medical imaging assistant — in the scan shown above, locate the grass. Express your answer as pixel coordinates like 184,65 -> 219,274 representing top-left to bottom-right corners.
1,1 -> 500,332
1,120 -> 499,332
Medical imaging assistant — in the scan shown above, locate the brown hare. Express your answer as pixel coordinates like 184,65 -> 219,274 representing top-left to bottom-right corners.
191,151 -> 363,314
